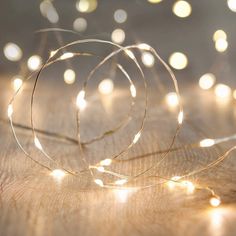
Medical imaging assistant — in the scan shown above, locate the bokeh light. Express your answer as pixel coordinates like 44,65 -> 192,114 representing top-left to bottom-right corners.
172,0 -> 192,18
169,52 -> 188,70
27,55 -> 42,71
215,38 -> 228,52
12,75 -> 23,92
64,69 -> 76,84
98,79 -> 114,95
141,52 -> 155,67
3,43 -> 22,61
147,0 -> 163,3
73,18 -> 87,32
214,84 -> 232,99
227,0 -> 236,12
199,73 -> 216,90
114,9 -> 127,23
76,0 -> 97,13
111,28 -> 125,44
165,92 -> 179,107
213,30 -> 227,42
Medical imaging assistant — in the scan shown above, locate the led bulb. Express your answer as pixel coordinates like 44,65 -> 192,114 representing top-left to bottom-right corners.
115,179 -> 128,186
214,84 -> 231,99
3,43 -> 22,61
111,29 -> 125,44
178,111 -> 184,124
50,169 -> 66,180
199,139 -> 215,147
100,158 -> 112,166
165,92 -> 179,107
141,52 -> 155,67
94,179 -> 104,187
76,90 -> 87,110
199,73 -> 216,90
34,136 -> 43,150
215,39 -> 228,52
172,0 -> 192,18
210,197 -> 221,207
213,30 -> 227,42
27,55 -> 42,71
130,84 -> 137,98
114,9 -> 127,23
133,132 -> 141,144
60,52 -> 74,60
7,104 -> 13,118
12,76 -> 23,92
169,52 -> 188,70
64,69 -> 76,84
98,79 -> 114,95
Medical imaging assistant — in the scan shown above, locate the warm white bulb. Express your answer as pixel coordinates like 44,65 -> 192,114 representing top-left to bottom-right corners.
114,9 -> 127,23
147,0 -> 162,3
210,197 -> 221,207
60,52 -> 74,60
100,158 -> 112,166
141,52 -> 155,67
215,39 -> 228,52
169,52 -> 188,70
76,90 -> 87,110
76,0 -> 97,13
138,43 -> 151,51
178,111 -> 184,124
181,180 -> 195,194
115,179 -> 128,186
172,0 -> 192,18
97,166 -> 105,172
4,43 -> 22,61
214,84 -> 232,99
98,79 -> 114,95
94,179 -> 104,187
133,132 -> 141,144
199,139 -> 215,147
130,84 -> 137,98
73,18 -> 87,32
213,30 -> 227,42
12,76 -> 23,92
167,176 -> 181,189
34,136 -> 43,150
227,0 -> 236,12
50,169 -> 66,180
111,28 -> 125,44
7,104 -> 13,118
199,73 -> 216,90
27,55 -> 42,71
64,69 -> 76,84
165,92 -> 179,107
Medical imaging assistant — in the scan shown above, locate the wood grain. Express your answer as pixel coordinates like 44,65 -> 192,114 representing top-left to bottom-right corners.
0,76 -> 236,236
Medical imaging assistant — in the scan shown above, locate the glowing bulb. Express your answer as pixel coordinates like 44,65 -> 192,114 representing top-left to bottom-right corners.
141,52 -> 155,67
138,43 -> 151,51
94,179 -> 104,187
3,43 -> 22,61
167,176 -> 181,189
98,79 -> 114,95
169,52 -> 188,70
199,73 -> 216,90
46,5 -> 59,23
27,55 -> 42,71
7,104 -> 13,118
50,50 -> 57,58
233,90 -> 236,100
97,166 -> 105,172
147,0 -> 162,3
12,76 -> 23,92
34,136 -> 43,150
133,132 -> 141,144
115,179 -> 128,186
227,0 -> 236,12
172,0 -> 192,18
178,111 -> 184,124
100,158 -> 112,166
60,52 -> 74,60
215,39 -> 228,52
111,28 -> 125,44
125,49 -> 135,59
76,0 -> 97,13
199,139 -> 215,147
165,92 -> 179,107
73,18 -> 87,32
210,197 -> 221,207
64,69 -> 76,84
181,180 -> 195,194
114,9 -> 127,23
213,30 -> 227,42
130,84 -> 137,98
76,90 -> 87,110
50,169 -> 66,180
214,84 -> 232,99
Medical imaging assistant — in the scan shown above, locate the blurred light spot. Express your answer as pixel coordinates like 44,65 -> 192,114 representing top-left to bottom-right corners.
215,39 -> 228,52
60,52 -> 74,60
76,0 -> 97,13
210,197 -> 221,207
169,52 -> 188,70
233,90 -> 236,100
141,52 -> 155,67
94,179 -> 104,187
227,0 -> 236,12
46,6 -> 59,24
3,43 -> 22,62
114,9 -> 127,23
50,169 -> 66,181
12,75 -> 23,92
165,92 -> 179,107
114,179 -> 128,186
200,139 -> 215,147
100,158 -> 112,166
199,73 -> 216,90
167,176 -> 181,190
111,28 -> 125,44
213,30 -> 227,42
64,69 -> 76,84
181,180 -> 195,194
114,189 -> 134,203
147,0 -> 162,3
98,79 -> 114,95
214,84 -> 232,99
76,90 -> 87,110
27,55 -> 42,71
73,18 -> 87,32
172,0 -> 192,18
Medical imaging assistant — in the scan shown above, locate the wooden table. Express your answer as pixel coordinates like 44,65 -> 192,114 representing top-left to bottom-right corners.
0,75 -> 236,236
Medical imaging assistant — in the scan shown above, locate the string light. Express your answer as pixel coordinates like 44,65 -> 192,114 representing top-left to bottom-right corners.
76,90 -> 87,110
213,30 -> 227,42
215,38 -> 228,52
27,55 -> 42,71
94,179 -> 104,187
130,84 -> 137,98
169,52 -> 188,70
64,69 -> 76,84
76,0 -> 97,13
214,84 -> 232,99
12,76 -> 23,92
114,9 -> 127,23
199,139 -> 215,148
172,0 -> 192,18
111,29 -> 125,44
3,43 -> 22,61
141,52 -> 155,67
210,197 -> 221,207
165,92 -> 179,107
114,179 -> 128,186
98,79 -> 114,95
199,73 -> 216,90
50,169 -> 66,180
100,158 -> 112,166
73,18 -> 87,32
227,0 -> 236,12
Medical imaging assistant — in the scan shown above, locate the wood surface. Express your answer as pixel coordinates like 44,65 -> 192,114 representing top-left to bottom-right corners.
0,75 -> 236,236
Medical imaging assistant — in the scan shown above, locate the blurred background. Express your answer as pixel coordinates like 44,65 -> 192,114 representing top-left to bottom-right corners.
1,0 -> 236,87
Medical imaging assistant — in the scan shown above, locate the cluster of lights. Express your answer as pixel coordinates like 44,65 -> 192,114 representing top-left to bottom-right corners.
213,30 -> 228,53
